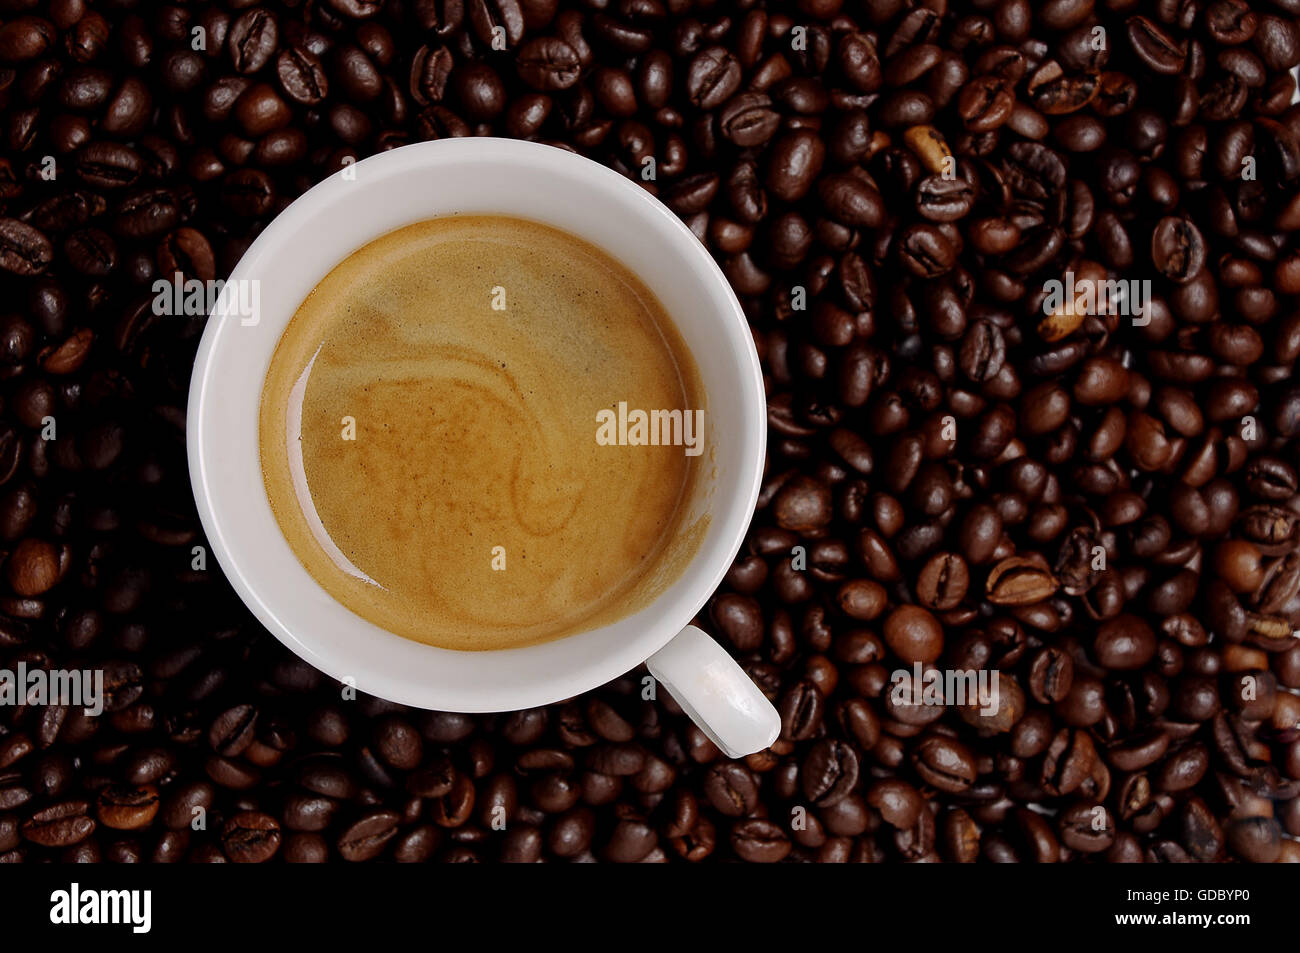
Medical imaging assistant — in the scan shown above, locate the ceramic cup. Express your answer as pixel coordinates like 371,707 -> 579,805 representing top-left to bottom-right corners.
187,137 -> 779,758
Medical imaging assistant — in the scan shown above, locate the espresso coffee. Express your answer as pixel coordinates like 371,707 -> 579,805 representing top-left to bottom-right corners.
259,215 -> 707,651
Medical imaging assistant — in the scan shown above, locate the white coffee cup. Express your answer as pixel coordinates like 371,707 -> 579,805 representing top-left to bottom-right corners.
187,137 -> 779,758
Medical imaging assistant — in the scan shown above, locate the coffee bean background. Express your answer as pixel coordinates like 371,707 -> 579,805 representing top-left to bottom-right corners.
1,0 -> 1299,864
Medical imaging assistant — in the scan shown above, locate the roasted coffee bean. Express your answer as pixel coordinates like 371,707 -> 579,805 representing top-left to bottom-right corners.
686,47 -> 741,110
916,176 -> 975,222
96,785 -> 158,830
1128,17 -> 1188,75
986,557 -> 1059,606
1058,802 -> 1116,853
767,131 -> 824,202
959,321 -> 1005,382
916,553 -> 969,610
209,705 -> 257,757
1094,616 -> 1157,671
1028,648 -> 1074,704
516,38 -> 579,91
229,9 -> 278,75
899,224 -> 955,277
0,220 -> 52,275
103,78 -> 152,138
1152,216 -> 1206,283
1225,816 -> 1282,862
63,228 -> 116,276
710,593 -> 763,651
469,0 -> 524,48
958,76 -> 1014,131
337,810 -> 400,861
0,17 -> 55,62
59,66 -> 113,110
21,801 -> 94,848
114,188 -> 182,238
730,819 -> 791,863
883,605 -> 944,664
278,47 -> 328,105
221,170 -> 275,217
702,762 -> 758,817
913,735 -> 976,793
819,174 -> 885,228
801,739 -> 859,807
222,811 -> 281,863
719,93 -> 780,148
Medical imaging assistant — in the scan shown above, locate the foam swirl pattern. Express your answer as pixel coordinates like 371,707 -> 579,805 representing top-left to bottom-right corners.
260,216 -> 706,651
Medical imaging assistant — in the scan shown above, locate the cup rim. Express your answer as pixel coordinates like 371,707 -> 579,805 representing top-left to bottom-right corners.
187,137 -> 766,712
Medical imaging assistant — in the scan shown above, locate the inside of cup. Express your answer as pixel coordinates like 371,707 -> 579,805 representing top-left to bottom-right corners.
190,138 -> 765,712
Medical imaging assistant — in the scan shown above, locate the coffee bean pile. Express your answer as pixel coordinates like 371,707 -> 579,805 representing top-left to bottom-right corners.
2,0 -> 1300,864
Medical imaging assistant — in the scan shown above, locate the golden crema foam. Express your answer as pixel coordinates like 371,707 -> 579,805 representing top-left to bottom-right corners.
259,215 -> 707,651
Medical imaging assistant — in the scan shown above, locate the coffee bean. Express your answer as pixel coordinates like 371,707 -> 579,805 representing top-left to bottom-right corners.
278,832 -> 325,863
222,811 -> 281,863
221,170 -> 275,218
0,220 -> 52,275
1094,615 -> 1157,670
63,228 -> 116,276
986,556 -> 1059,606
161,782 -> 214,830
6,538 -> 63,596
334,45 -> 383,102
959,321 -> 1005,382
468,0 -> 524,49
1042,729 -> 1098,797
915,175 -> 975,222
277,46 -> 328,105
883,605 -> 943,664
234,83 -> 291,138
58,66 -> 113,110
916,553 -> 969,610
1226,816 -> 1281,862
710,593 -> 763,651
1028,647 -> 1074,705
452,62 -> 506,121
21,801 -> 94,848
835,578 -> 885,620
899,224 -> 955,277
730,819 -> 791,863
208,705 -> 258,757
516,38 -> 579,91
1152,216 -> 1206,282
801,739 -> 859,807
96,784 -> 159,830
102,78 -> 152,138
913,735 -> 976,793
818,174 -> 885,227
604,816 -> 656,862
719,93 -> 779,148
111,188 -> 180,239
1128,16 -> 1187,75
766,131 -> 825,202
337,810 -> 400,861
1156,742 -> 1209,793
772,475 -> 832,531
0,17 -> 55,62
374,716 -> 422,770
702,762 -> 758,817
1178,797 -> 1223,862
958,75 -> 1014,131
229,9 -> 278,75
685,47 -> 740,110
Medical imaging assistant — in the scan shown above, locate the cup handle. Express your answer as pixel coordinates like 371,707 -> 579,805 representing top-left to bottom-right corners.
646,624 -> 780,759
